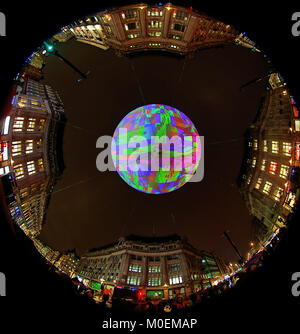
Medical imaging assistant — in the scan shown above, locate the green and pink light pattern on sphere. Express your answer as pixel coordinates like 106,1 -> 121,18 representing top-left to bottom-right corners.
111,104 -> 201,194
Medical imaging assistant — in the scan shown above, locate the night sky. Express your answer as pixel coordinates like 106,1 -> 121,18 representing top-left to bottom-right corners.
38,39 -> 270,262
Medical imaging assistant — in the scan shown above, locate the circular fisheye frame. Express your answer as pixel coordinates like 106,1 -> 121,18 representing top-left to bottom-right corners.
0,3 -> 298,316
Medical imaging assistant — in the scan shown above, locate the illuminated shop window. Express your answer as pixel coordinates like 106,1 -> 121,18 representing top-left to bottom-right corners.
269,161 -> 278,175
273,187 -> 284,202
169,275 -> 183,285
25,140 -> 33,154
148,266 -> 161,273
252,158 -> 256,168
14,164 -> 24,179
271,141 -> 279,154
282,142 -> 291,156
148,20 -> 162,28
0,142 -> 8,161
38,158 -> 44,172
128,264 -> 142,272
27,118 -> 36,132
261,159 -> 267,171
27,161 -> 36,175
255,177 -> 262,189
127,276 -> 141,285
279,165 -> 289,179
2,116 -> 11,135
13,117 -> 24,132
148,277 -> 161,286
263,140 -> 268,152
262,181 -> 272,195
12,141 -> 22,157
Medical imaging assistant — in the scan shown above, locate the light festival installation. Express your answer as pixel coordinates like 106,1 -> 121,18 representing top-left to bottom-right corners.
111,104 -> 201,194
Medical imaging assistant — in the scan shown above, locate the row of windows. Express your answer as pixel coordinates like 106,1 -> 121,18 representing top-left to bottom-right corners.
13,159 -> 44,179
250,140 -> 292,156
11,139 -> 43,157
255,160 -> 290,179
12,117 -> 46,133
255,179 -> 284,201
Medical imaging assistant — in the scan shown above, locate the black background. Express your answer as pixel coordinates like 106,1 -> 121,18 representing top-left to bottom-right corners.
0,0 -> 300,330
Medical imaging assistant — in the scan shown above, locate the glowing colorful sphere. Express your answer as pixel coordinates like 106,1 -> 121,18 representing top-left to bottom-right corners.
111,104 -> 201,194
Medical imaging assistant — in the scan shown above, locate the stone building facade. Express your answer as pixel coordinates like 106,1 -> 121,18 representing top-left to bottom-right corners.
238,73 -> 299,248
76,234 -> 229,298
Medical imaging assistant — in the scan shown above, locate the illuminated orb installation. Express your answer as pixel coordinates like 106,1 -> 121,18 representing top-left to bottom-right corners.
111,104 -> 201,194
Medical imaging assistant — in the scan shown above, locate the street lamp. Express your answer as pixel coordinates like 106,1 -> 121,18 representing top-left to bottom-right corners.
42,41 -> 90,81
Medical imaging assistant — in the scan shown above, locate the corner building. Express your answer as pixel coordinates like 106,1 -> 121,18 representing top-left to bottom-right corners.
59,3 -> 259,56
76,234 -> 229,298
238,73 -> 300,247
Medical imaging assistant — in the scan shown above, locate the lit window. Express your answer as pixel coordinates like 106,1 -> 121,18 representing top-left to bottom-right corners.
128,264 -> 141,273
12,141 -> 22,157
269,161 -> 278,175
273,187 -> 284,202
20,188 -> 29,199
284,192 -> 296,210
0,142 -> 9,161
27,161 -> 36,175
37,158 -> 44,172
148,20 -> 162,28
247,174 -> 252,185
169,275 -> 183,285
25,140 -> 33,154
14,164 -> 24,179
128,33 -> 139,39
271,141 -> 279,154
282,142 -> 291,156
263,140 -> 268,152
279,165 -> 289,179
252,158 -> 256,168
148,31 -> 162,37
27,118 -> 36,132
13,117 -> 24,132
262,181 -> 272,195
148,277 -> 161,286
38,119 -> 45,131
295,120 -> 300,132
253,139 -> 258,150
127,276 -> 141,285
255,177 -> 262,189
148,266 -> 161,273
2,116 -> 11,135
261,159 -> 266,171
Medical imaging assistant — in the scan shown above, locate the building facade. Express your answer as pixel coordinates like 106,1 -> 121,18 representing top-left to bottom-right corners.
0,66 -> 65,237
238,73 -> 300,248
76,234 -> 229,298
54,3 -> 258,56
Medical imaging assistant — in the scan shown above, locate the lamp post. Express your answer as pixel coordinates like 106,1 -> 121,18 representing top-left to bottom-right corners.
43,41 -> 89,81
